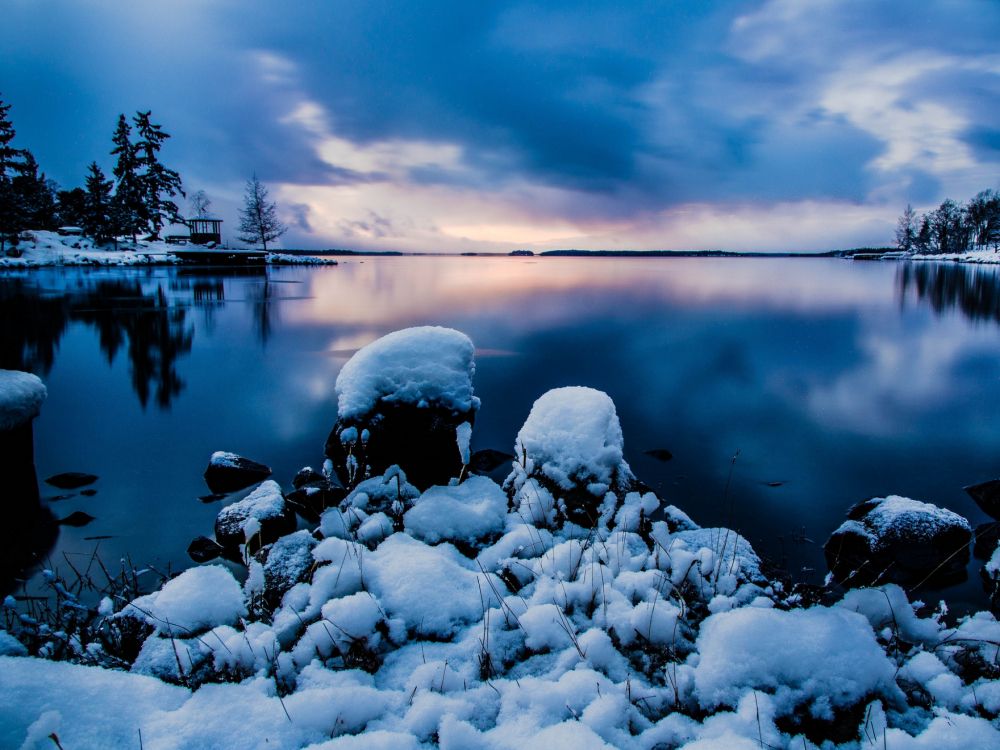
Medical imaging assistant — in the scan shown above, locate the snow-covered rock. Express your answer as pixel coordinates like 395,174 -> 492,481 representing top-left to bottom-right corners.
123,565 -> 246,636
203,450 -> 273,494
504,387 -> 635,528
825,495 -> 972,588
325,327 -> 480,490
0,370 -> 46,431
215,480 -> 296,553
693,605 -> 900,718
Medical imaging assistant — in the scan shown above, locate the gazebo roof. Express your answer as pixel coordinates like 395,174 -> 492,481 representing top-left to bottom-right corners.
187,215 -> 223,223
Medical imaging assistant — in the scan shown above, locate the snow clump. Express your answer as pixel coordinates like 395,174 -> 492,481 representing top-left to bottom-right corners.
335,326 -> 479,420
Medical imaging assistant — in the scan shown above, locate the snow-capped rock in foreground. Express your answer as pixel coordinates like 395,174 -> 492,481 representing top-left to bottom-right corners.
504,386 -> 636,529
324,327 -> 480,490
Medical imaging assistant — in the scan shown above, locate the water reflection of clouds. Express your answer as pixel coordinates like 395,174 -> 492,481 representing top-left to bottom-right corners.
288,257 -> 902,330
803,313 -> 1000,437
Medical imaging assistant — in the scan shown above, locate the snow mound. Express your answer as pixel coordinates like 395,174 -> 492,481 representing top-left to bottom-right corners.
0,370 -> 46,430
124,565 -> 246,636
693,605 -> 898,715
513,386 -> 631,493
403,476 -> 507,544
366,534 -> 504,637
335,327 -> 480,419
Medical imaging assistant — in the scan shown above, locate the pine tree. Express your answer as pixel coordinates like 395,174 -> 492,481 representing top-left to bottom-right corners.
83,162 -> 114,244
111,114 -> 145,245
237,174 -> 286,251
13,152 -> 58,230
0,94 -> 30,255
133,111 -> 183,239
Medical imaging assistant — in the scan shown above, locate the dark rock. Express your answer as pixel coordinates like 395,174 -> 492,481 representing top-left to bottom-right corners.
965,479 -> 1000,521
45,472 -> 98,489
57,511 -> 96,527
643,448 -> 673,462
824,496 -> 971,588
326,403 -> 475,491
80,488 -> 98,497
187,536 -> 224,563
286,483 -> 347,523
199,493 -> 229,504
203,451 -> 272,494
469,449 -> 515,474
292,466 -> 327,489
974,522 -> 1000,560
214,480 -> 296,555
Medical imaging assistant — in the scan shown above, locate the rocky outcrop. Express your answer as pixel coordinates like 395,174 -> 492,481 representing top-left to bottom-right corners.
324,327 -> 480,491
825,495 -> 971,588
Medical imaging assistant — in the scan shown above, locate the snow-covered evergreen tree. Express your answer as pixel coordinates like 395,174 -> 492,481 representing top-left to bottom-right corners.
237,174 -> 286,251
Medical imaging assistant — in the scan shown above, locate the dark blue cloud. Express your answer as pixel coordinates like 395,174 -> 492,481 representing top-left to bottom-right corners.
2,0 -> 999,244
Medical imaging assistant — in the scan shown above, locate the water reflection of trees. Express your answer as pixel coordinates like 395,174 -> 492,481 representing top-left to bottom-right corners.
897,262 -> 1000,324
1,277 -> 194,409
1,267 -> 286,408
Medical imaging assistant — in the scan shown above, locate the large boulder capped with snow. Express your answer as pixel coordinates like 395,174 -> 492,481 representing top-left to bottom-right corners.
0,370 -> 57,593
0,369 -> 46,501
325,327 -> 480,490
504,386 -> 635,528
825,495 -> 971,588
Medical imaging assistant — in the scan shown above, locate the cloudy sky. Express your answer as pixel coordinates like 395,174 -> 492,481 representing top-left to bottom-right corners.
4,0 -> 999,252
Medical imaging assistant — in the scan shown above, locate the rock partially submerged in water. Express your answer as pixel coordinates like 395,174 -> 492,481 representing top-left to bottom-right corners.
203,451 -> 272,494
965,479 -> 1000,521
0,369 -> 46,432
825,495 -> 971,588
504,386 -> 636,528
214,480 -> 295,554
325,327 -> 480,490
44,472 -> 98,490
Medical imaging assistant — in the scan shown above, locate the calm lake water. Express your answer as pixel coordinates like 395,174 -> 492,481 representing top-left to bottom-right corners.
3,257 -> 1000,609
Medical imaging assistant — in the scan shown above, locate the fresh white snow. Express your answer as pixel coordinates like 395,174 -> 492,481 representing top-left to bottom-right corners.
335,327 -> 480,419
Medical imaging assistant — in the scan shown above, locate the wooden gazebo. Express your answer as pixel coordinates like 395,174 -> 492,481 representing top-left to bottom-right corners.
186,216 -> 223,245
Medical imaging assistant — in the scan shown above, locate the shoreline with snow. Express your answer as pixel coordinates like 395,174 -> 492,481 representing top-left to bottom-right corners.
3,328 -> 1000,749
0,231 -> 339,268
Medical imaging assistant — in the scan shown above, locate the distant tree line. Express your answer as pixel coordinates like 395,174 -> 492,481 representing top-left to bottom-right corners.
896,189 -> 1000,255
0,93 -> 185,254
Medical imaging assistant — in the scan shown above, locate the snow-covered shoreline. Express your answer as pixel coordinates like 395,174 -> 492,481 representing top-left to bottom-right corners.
3,329 -> 999,750
908,250 -> 1000,264
0,231 -> 338,268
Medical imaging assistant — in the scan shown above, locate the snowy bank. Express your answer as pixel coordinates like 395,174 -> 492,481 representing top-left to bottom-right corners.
910,250 -> 1000,264
0,231 -> 338,268
4,331 -> 1000,750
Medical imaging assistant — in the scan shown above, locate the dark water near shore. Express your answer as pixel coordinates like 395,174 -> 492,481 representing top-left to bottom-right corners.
3,257 -> 1000,609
